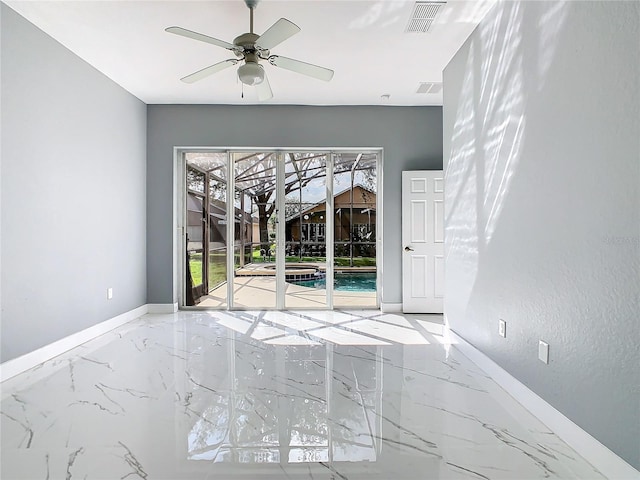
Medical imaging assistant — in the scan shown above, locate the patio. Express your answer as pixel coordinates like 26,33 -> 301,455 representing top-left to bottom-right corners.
197,275 -> 377,308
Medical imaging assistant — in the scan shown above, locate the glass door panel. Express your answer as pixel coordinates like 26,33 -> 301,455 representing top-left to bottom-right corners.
332,153 -> 378,308
233,152 -> 277,309
185,166 -> 206,305
284,153 -> 327,309
185,153 -> 229,307
206,154 -> 228,308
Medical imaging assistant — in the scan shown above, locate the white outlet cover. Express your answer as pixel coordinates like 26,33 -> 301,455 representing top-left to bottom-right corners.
538,340 -> 549,364
107,288 -> 113,300
498,319 -> 506,338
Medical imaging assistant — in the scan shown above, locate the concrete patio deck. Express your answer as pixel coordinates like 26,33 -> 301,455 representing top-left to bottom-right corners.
197,275 -> 377,308
234,261 -> 376,276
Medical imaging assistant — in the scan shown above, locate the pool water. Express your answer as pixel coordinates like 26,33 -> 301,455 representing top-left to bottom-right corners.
291,273 -> 376,292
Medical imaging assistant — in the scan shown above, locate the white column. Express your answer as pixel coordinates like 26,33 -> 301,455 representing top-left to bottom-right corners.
326,153 -> 334,309
276,152 -> 286,310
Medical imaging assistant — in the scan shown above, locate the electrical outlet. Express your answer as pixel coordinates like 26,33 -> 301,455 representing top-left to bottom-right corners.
538,340 -> 549,364
107,288 -> 113,300
498,319 -> 506,338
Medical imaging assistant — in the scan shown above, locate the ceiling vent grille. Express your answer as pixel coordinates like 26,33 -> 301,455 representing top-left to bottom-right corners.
416,82 -> 443,94
406,2 -> 446,33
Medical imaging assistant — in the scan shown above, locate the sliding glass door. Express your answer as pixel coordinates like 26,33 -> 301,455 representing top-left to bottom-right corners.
232,152 -> 278,309
332,153 -> 378,308
182,149 -> 379,310
284,153 -> 329,309
184,153 -> 229,307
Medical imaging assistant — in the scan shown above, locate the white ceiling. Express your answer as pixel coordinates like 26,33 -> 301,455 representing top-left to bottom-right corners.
5,0 -> 496,106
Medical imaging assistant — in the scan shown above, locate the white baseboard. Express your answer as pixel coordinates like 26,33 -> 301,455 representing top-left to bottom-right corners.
147,303 -> 178,314
381,302 -> 403,312
449,330 -> 640,480
0,304 -> 148,383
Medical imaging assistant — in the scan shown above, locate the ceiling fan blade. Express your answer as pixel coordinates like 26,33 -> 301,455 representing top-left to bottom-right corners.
256,72 -> 273,101
166,26 -> 238,51
180,59 -> 238,84
269,55 -> 334,82
255,18 -> 300,50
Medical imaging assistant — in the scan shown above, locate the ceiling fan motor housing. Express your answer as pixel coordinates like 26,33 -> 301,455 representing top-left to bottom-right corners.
233,32 -> 268,56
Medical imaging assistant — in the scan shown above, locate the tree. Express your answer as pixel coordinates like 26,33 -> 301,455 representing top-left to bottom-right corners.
236,152 -> 332,252
194,151 -> 378,259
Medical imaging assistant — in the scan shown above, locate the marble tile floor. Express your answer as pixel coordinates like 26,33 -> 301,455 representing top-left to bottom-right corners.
1,310 -> 606,479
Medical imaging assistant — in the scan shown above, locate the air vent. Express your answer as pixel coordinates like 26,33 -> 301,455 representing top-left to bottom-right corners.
406,2 -> 446,33
416,82 -> 443,94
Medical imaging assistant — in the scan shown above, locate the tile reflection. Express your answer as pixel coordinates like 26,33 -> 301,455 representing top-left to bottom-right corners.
184,330 -> 384,466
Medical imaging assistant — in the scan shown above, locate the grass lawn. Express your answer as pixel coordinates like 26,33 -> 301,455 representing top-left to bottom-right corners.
188,253 -> 227,288
334,257 -> 376,267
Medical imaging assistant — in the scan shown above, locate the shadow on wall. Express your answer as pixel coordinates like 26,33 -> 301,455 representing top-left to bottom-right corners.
444,1 -> 569,322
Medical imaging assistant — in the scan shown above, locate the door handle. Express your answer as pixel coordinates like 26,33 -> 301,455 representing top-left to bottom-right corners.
404,246 -> 414,252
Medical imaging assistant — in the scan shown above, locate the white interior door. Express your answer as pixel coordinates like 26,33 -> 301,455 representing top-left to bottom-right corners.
402,171 -> 444,313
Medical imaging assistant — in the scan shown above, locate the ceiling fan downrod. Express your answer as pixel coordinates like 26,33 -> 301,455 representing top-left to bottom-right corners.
245,0 -> 260,34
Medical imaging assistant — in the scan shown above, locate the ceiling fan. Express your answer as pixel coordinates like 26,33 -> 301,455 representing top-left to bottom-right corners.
166,0 -> 334,101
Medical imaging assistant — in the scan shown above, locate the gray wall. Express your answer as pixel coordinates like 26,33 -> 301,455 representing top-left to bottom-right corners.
443,1 -> 639,469
147,105 -> 442,304
1,4 -> 147,362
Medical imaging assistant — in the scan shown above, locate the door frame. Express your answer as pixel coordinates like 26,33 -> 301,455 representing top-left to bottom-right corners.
174,147 -> 383,310
184,162 -> 210,301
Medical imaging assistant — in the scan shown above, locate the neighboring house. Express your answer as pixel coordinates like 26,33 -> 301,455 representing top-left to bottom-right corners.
186,195 -> 256,252
285,185 -> 376,246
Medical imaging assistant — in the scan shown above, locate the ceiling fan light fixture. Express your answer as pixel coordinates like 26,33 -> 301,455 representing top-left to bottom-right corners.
238,62 -> 265,86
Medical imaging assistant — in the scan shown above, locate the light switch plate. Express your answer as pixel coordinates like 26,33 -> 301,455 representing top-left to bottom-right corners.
538,340 -> 549,364
498,319 -> 506,338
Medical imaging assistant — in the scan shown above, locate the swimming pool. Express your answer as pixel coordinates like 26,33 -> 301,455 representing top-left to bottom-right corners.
290,272 -> 376,292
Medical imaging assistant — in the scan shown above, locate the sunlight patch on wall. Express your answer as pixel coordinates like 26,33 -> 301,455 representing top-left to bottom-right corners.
444,0 -> 570,329
445,37 -> 480,324
537,1 -> 570,90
